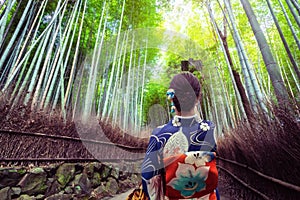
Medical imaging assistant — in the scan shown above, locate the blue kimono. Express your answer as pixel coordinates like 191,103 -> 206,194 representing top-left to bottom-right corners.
141,115 -> 219,200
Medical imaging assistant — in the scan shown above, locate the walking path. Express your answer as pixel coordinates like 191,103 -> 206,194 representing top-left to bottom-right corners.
109,189 -> 231,200
110,189 -> 132,200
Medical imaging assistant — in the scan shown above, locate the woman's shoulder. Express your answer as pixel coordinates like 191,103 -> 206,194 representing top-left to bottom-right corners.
199,119 -> 215,131
151,120 -> 179,137
150,118 -> 215,139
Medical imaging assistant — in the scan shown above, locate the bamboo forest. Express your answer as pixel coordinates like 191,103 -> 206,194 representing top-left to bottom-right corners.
0,0 -> 299,199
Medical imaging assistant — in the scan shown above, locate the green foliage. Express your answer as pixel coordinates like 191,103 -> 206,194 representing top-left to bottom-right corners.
142,80 -> 169,125
1,0 -> 299,129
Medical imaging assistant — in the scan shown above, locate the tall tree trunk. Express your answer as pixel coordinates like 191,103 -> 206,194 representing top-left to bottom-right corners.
0,0 -> 21,50
5,5 -> 34,99
291,0 -> 300,15
221,28 -> 254,121
266,0 -> 300,80
219,26 -> 254,122
134,52 -> 141,132
31,16 -> 62,109
102,0 -> 126,119
240,0 -> 291,108
207,0 -> 252,121
24,25 -> 53,105
224,0 -> 269,114
109,31 -> 127,122
113,33 -> 127,126
278,0 -> 300,49
11,35 -> 44,107
285,0 -> 300,27
209,71 -> 221,136
122,31 -> 135,130
279,56 -> 299,107
63,0 -> 87,120
0,0 -> 17,45
0,0 -> 32,72
139,42 -> 148,130
215,64 -> 237,128
287,60 -> 300,93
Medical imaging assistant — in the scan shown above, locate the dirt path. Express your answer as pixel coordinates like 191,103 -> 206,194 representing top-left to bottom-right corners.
109,189 -> 132,200
109,189 -> 231,200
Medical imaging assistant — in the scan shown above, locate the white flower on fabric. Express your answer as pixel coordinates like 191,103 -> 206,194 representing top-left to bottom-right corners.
185,151 -> 210,167
172,116 -> 181,127
200,122 -> 210,131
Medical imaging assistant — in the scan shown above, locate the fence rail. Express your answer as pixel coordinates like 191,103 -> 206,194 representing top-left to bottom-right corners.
1,129 -> 299,199
0,129 -> 146,151
217,165 -> 270,200
0,129 -> 146,165
217,156 -> 300,200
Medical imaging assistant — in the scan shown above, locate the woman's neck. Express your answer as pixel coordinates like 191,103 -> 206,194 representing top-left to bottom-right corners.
177,110 -> 195,117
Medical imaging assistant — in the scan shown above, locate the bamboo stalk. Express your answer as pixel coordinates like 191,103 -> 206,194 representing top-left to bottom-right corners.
134,52 -> 142,133
207,1 -> 246,122
240,0 -> 291,109
0,0 -> 16,44
285,0 -> 300,27
102,0 -> 126,119
24,25 -> 54,105
122,32 -> 135,131
11,34 -> 45,107
31,14 -> 64,109
41,0 -> 81,109
108,31 -> 127,122
111,32 -> 127,125
72,62 -> 85,120
216,65 -> 236,128
266,0 -> 300,81
0,0 -> 32,71
113,31 -> 129,126
82,1 -> 107,120
63,0 -> 86,117
222,0 -> 259,113
290,0 -> 300,15
139,41 -> 148,131
278,0 -> 300,49
95,20 -> 109,119
10,0 -> 48,79
42,1 -> 82,108
5,0 -> 49,103
209,71 -> 221,136
286,61 -> 300,93
280,58 -> 296,101
6,7 -> 35,101
2,0 -> 68,92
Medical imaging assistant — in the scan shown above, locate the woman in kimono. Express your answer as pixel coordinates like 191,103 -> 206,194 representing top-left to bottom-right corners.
141,72 -> 220,200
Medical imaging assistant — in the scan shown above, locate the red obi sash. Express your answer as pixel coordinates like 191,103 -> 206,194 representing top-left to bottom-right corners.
163,151 -> 218,199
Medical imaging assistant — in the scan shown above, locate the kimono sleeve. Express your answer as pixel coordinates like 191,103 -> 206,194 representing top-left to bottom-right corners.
141,134 -> 165,199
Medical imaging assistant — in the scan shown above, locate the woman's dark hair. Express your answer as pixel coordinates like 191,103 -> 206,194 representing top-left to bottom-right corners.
169,72 -> 201,112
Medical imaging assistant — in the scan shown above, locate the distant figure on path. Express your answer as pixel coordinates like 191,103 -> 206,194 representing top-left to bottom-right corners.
141,72 -> 220,200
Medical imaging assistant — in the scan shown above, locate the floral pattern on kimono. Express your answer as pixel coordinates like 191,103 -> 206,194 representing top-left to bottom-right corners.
141,115 -> 218,200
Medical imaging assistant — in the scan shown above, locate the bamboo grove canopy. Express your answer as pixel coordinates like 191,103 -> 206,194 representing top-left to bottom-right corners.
0,0 -> 299,136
